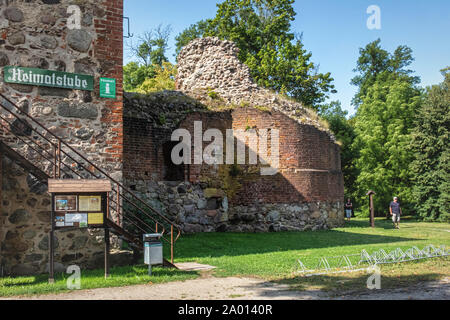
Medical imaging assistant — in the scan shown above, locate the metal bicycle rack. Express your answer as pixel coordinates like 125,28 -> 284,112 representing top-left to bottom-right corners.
296,244 -> 450,277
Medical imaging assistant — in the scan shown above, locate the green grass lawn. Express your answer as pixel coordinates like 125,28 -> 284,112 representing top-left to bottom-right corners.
174,217 -> 450,279
0,264 -> 198,298
1,217 -> 449,297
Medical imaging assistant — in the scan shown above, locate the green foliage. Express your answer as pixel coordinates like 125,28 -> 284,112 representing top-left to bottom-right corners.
349,40 -> 423,216
123,62 -> 155,92
158,114 -> 167,125
352,78 -> 422,216
228,163 -> 242,177
351,39 -> 420,107
129,24 -> 172,66
175,0 -> 336,107
207,89 -> 220,100
135,62 -> 176,94
318,101 -> 358,198
175,20 -> 210,56
124,25 -> 173,92
409,68 -> 450,222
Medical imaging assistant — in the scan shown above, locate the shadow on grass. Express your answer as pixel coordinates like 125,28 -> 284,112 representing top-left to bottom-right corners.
0,264 -> 198,297
268,258 -> 449,297
343,217 -> 420,230
174,228 -> 420,260
271,271 -> 444,295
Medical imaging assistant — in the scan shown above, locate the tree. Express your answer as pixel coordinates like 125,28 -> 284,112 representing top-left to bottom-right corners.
123,62 -> 155,92
409,68 -> 450,221
175,20 -> 209,56
136,62 -> 177,94
175,0 -> 336,107
351,39 -> 420,107
350,40 -> 422,216
124,25 -> 173,92
128,24 -> 172,66
352,78 -> 422,216
318,101 -> 358,199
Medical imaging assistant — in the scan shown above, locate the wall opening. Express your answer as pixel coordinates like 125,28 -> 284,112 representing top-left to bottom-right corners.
162,141 -> 185,181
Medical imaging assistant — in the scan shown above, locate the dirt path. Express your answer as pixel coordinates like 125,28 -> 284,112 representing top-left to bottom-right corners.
2,276 -> 449,300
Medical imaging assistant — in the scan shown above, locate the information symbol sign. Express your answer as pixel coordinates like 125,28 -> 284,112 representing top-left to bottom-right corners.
99,78 -> 116,99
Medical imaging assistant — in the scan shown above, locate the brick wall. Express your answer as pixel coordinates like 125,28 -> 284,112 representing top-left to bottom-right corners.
123,107 -> 344,204
95,0 -> 124,165
123,117 -> 158,181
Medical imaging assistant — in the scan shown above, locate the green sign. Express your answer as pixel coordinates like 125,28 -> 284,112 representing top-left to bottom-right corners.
3,66 -> 94,91
99,78 -> 116,99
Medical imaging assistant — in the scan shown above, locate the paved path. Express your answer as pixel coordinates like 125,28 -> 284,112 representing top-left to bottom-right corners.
2,276 -> 448,300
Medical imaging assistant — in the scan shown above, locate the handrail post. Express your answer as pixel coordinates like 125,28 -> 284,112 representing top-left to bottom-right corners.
171,224 -> 174,264
116,184 -> 120,226
53,143 -> 57,178
57,140 -> 61,179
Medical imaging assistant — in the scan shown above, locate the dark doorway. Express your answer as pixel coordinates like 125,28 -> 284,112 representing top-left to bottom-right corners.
162,141 -> 185,181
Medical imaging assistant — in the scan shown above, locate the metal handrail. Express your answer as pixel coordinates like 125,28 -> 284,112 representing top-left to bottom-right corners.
0,94 -> 179,226
0,93 -> 182,263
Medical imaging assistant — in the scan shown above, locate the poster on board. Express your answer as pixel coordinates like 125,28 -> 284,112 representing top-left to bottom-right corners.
65,213 -> 88,228
55,195 -> 77,211
55,216 -> 65,227
88,212 -> 104,225
79,195 -> 102,211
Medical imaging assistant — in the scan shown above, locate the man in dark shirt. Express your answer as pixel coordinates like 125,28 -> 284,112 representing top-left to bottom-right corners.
389,197 -> 402,229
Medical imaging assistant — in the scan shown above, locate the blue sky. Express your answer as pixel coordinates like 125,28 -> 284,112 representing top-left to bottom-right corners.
123,0 -> 450,116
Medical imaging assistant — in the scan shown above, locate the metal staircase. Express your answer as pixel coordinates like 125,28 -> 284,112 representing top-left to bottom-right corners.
0,92 -> 181,266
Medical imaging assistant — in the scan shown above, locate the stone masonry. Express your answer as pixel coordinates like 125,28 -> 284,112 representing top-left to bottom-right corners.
123,37 -> 345,234
0,0 -> 126,276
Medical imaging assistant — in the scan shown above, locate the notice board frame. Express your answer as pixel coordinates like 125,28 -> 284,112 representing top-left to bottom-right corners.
48,179 -> 112,283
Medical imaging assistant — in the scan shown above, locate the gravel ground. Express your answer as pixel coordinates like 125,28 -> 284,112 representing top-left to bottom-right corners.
2,276 -> 448,300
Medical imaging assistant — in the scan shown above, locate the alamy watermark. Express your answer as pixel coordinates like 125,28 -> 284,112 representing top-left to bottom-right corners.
67,5 -> 82,30
171,121 -> 280,176
367,5 -> 381,30
366,265 -> 381,290
66,265 -> 81,290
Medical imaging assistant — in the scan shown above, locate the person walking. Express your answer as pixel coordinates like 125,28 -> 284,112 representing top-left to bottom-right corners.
344,198 -> 353,222
389,197 -> 402,229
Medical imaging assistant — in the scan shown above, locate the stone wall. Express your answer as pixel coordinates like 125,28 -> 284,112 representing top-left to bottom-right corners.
123,37 -> 344,234
176,37 -> 336,135
123,93 -> 344,233
0,0 -> 124,178
0,0 -> 126,276
0,155 -> 107,276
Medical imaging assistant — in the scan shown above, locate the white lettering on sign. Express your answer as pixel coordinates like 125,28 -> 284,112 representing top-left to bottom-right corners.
6,67 -> 91,90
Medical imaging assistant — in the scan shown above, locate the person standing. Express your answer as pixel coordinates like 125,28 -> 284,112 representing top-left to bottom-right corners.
344,198 -> 353,222
389,197 -> 402,229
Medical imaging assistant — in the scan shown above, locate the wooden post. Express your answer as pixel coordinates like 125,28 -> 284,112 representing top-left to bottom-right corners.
49,194 -> 55,284
104,227 -> 110,279
366,190 -> 376,228
106,192 -> 110,219
171,225 -> 174,264
0,148 -> 2,249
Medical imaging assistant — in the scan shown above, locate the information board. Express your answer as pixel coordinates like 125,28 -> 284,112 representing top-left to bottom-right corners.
53,194 -> 105,229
